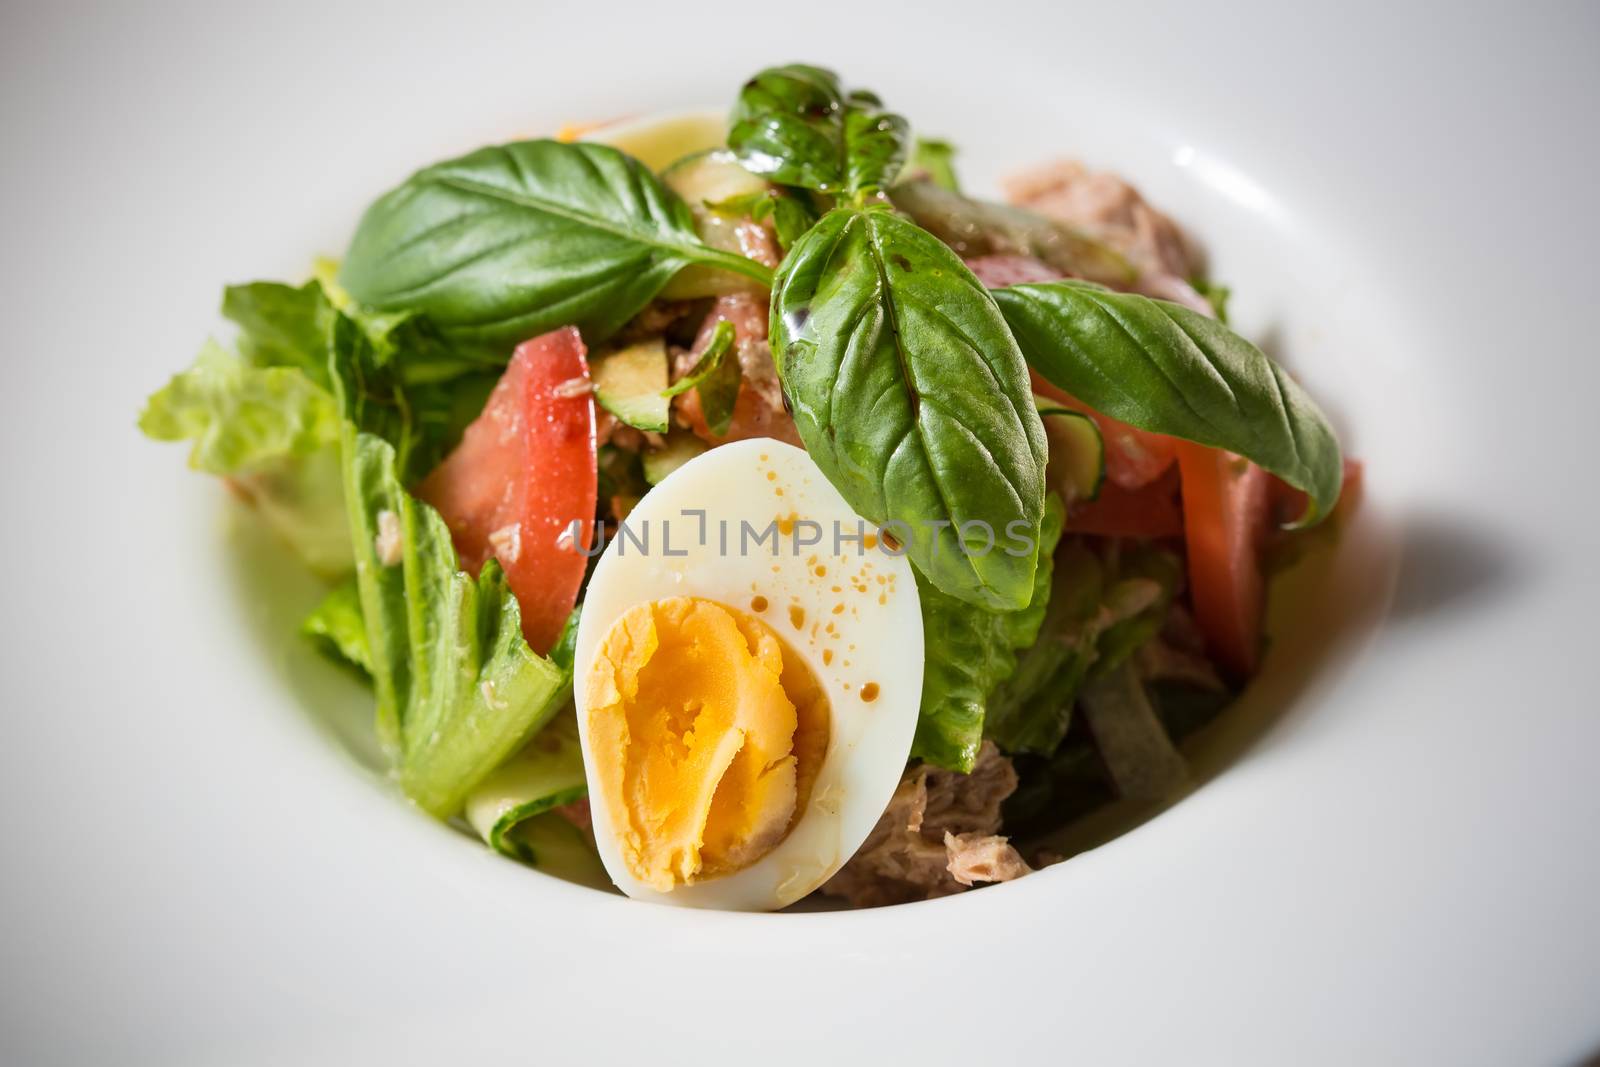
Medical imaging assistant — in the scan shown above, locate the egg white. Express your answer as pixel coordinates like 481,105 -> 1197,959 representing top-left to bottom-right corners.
573,439 -> 924,910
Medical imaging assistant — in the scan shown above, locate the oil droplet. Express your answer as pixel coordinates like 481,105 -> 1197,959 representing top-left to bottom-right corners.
789,605 -> 805,630
863,533 -> 878,549
777,512 -> 798,535
831,603 -> 844,615
822,649 -> 834,665
766,471 -> 777,481
759,453 -> 769,462
831,585 -> 842,593
860,682 -> 880,703
751,595 -> 768,613
878,593 -> 887,605
814,565 -> 826,577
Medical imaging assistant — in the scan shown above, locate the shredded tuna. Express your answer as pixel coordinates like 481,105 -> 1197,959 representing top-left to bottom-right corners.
487,522 -> 522,565
734,218 -> 781,269
820,742 -> 1029,907
672,294 -> 803,447
944,831 -> 1032,887
374,509 -> 403,566
1002,160 -> 1216,315
964,253 -> 1063,289
557,797 -> 592,833
615,299 -> 700,343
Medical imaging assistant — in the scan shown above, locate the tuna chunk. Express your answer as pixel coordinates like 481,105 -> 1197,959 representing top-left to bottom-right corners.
1002,161 -> 1215,315
672,294 -> 803,447
820,742 -> 1031,907
945,832 -> 1032,887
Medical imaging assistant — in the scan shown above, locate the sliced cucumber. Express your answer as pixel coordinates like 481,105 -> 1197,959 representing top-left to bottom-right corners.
592,339 -> 670,432
1036,396 -> 1105,503
464,710 -> 588,862
643,429 -> 709,485
502,812 -> 612,890
659,149 -> 772,300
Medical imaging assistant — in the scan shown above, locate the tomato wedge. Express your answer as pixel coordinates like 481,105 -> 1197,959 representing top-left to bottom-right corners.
417,327 -> 597,656
1031,373 -> 1177,490
1176,441 -> 1272,682
1066,465 -> 1184,538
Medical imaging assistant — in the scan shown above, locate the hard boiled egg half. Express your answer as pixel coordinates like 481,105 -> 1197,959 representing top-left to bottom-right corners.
573,440 -> 924,910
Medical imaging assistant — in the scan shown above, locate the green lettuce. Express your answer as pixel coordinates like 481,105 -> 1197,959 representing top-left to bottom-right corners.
912,496 -> 1065,772
301,575 -> 370,675
222,280 -> 334,383
330,323 -> 569,817
987,541 -> 1182,757
139,339 -> 352,576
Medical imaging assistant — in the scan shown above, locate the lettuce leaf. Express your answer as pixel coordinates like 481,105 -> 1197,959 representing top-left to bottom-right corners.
301,575 -> 371,675
139,339 -> 352,576
912,496 -> 1065,772
330,325 -> 569,817
223,280 -> 334,384
986,541 -> 1183,757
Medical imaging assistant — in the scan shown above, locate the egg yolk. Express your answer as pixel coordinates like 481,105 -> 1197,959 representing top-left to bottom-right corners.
585,596 -> 830,891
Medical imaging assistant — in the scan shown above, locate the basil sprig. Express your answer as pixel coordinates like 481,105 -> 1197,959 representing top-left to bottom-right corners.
340,140 -> 771,358
728,64 -> 909,197
771,205 -> 1048,611
993,280 -> 1343,523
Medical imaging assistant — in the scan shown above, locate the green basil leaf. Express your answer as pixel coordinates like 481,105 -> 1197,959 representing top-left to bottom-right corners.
994,280 -> 1343,524
771,205 -> 1048,610
914,497 -> 1064,771
728,65 -> 909,196
902,137 -> 961,193
340,140 -> 771,357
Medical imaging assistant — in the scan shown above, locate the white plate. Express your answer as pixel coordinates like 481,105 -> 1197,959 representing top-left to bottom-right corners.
3,2 -> 1596,1063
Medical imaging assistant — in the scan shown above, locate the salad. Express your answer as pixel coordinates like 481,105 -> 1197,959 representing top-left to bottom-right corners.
141,65 -> 1355,911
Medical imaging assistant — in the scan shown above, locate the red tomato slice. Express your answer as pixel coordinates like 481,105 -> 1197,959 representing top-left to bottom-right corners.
1177,441 -> 1272,682
417,327 -> 597,656
1066,465 -> 1184,538
1031,373 -> 1177,490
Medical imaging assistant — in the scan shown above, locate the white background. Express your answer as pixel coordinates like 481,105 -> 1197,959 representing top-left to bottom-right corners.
2,1 -> 1596,1064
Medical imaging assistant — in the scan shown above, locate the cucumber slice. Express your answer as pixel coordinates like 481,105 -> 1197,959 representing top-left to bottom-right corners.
1036,396 -> 1105,503
659,149 -> 771,300
592,339 -> 669,432
643,429 -> 709,485
465,711 -> 588,862
503,812 -> 611,890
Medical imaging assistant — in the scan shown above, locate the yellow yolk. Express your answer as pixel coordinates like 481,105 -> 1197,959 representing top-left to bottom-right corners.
585,596 -> 830,891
